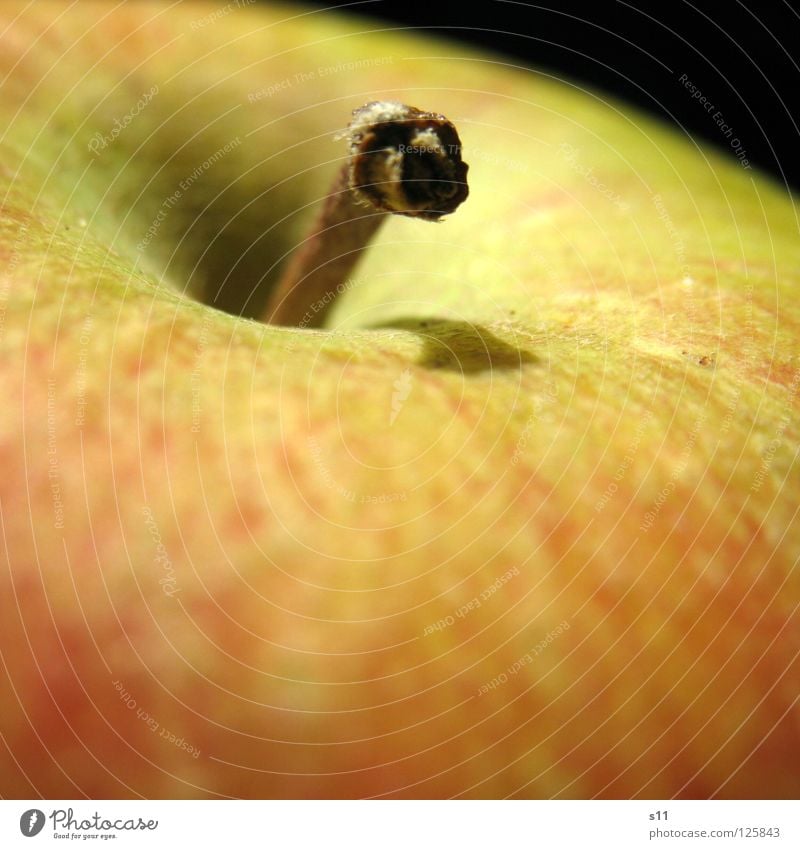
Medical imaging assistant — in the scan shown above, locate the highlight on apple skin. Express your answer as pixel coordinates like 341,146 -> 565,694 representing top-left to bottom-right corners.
0,2 -> 798,799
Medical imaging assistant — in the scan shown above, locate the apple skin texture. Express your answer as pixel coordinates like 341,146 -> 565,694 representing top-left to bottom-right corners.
1,2 -> 798,799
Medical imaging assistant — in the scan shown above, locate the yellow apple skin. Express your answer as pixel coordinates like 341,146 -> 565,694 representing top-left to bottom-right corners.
0,2 -> 798,799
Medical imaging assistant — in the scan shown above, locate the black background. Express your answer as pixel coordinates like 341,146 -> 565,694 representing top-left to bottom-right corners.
273,0 -> 800,193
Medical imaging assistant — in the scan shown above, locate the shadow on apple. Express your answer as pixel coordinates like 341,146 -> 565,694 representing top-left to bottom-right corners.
370,318 -> 538,373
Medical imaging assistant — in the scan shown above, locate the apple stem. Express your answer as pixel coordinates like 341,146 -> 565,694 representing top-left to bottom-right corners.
262,101 -> 469,328
263,164 -> 387,328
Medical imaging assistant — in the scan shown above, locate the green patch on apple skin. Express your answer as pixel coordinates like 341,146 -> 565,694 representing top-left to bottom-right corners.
1,2 -> 799,800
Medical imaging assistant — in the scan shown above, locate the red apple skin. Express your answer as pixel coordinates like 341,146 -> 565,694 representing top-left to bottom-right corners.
1,2 -> 798,799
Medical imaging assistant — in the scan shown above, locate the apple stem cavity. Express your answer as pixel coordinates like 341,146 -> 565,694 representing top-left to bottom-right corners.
263,101 -> 469,328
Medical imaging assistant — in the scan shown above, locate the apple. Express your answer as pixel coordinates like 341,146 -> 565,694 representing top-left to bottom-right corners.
0,1 -> 798,799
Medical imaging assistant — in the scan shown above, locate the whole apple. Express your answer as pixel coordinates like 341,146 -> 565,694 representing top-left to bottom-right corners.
0,2 -> 797,799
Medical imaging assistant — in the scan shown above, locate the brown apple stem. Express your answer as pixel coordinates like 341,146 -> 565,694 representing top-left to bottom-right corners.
264,165 -> 387,328
262,101 -> 470,328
